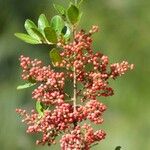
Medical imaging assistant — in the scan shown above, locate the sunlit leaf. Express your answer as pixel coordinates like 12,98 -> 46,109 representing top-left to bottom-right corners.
24,19 -> 37,36
14,33 -> 40,44
78,12 -> 83,22
17,82 -> 36,90
24,19 -> 37,30
36,101 -> 44,116
51,15 -> 64,34
38,14 -> 50,31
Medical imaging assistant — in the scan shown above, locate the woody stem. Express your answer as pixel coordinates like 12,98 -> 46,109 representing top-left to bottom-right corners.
72,25 -> 77,114
73,67 -> 77,112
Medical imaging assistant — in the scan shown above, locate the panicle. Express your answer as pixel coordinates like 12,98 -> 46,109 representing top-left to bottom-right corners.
110,61 -> 134,78
17,26 -> 134,149
60,124 -> 106,150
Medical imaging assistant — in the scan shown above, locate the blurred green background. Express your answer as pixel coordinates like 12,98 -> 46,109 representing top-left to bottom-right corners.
0,0 -> 150,149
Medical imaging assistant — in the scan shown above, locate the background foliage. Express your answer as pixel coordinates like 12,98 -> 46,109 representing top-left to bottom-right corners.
0,0 -> 150,149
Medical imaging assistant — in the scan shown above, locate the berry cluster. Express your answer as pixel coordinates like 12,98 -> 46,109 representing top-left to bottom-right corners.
60,124 -> 106,150
16,26 -> 133,149
20,55 -> 65,105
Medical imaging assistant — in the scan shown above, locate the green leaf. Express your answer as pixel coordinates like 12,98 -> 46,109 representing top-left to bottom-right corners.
44,27 -> 57,43
24,19 -> 37,31
24,19 -> 45,42
24,19 -> 37,35
36,101 -> 44,116
17,82 -> 36,90
49,48 -> 62,66
67,5 -> 79,24
115,146 -> 121,150
50,15 -> 64,34
14,33 -> 40,44
31,28 -> 46,42
78,12 -> 83,22
53,4 -> 65,15
38,14 -> 50,31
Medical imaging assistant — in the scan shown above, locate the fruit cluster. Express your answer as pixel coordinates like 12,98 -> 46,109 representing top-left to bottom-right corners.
16,27 -> 133,149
